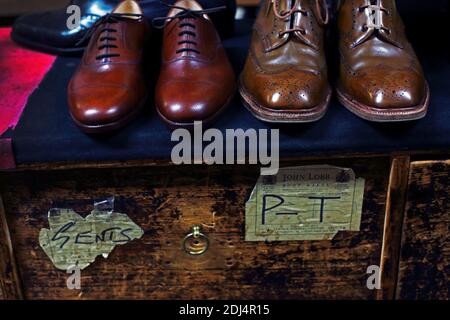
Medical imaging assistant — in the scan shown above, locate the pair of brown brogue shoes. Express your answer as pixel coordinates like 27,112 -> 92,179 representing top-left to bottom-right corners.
240,0 -> 430,123
68,0 -> 235,133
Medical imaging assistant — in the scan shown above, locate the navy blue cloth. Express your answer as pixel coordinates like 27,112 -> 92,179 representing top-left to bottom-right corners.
9,3 -> 450,164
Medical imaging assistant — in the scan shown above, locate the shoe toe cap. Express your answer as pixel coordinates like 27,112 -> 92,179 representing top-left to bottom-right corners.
12,10 -> 81,48
13,12 -> 54,37
69,86 -> 138,126
156,81 -> 229,124
243,69 -> 329,110
344,68 -> 427,109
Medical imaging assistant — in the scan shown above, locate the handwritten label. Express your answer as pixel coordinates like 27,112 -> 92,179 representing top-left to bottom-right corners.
39,208 -> 143,270
245,165 -> 365,241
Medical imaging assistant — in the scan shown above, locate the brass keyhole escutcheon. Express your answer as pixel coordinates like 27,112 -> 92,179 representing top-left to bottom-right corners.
183,225 -> 209,256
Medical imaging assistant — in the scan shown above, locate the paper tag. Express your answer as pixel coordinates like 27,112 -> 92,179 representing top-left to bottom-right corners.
39,208 -> 144,270
245,165 -> 365,241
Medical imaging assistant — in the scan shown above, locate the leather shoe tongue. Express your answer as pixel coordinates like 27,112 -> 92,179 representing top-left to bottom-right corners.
265,0 -> 322,52
292,1 -> 320,50
278,0 -> 292,14
351,0 -> 403,49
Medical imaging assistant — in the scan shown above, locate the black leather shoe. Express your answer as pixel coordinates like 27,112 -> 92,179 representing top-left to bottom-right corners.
12,0 -> 121,55
11,0 -> 236,56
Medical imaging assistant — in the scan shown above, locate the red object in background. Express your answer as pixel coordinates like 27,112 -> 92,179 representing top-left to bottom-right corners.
0,28 -> 56,136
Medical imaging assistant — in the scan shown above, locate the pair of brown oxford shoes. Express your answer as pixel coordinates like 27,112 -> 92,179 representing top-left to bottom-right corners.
68,0 -> 235,133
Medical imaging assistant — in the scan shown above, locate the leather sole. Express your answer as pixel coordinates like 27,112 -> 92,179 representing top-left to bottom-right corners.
336,82 -> 430,122
238,75 -> 331,123
11,30 -> 85,56
69,97 -> 147,134
156,86 -> 236,130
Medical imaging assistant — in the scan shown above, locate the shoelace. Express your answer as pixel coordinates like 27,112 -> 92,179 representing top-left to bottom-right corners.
272,0 -> 328,38
358,0 -> 391,34
274,0 -> 308,36
76,12 -> 143,60
152,2 -> 226,55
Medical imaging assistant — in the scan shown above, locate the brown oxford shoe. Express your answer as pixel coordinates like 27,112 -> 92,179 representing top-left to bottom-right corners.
68,0 -> 149,133
154,0 -> 236,129
239,0 -> 331,123
336,0 -> 430,122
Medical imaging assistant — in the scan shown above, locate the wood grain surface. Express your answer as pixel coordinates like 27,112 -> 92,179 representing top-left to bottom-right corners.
377,156 -> 410,300
397,160 -> 450,300
0,158 -> 390,299
0,195 -> 23,299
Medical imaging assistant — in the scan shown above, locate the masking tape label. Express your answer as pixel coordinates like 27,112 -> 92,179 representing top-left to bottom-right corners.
39,208 -> 143,270
245,165 -> 365,241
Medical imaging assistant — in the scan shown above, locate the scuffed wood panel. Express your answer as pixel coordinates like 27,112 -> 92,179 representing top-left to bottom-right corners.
0,158 -> 389,300
397,161 -> 450,300
0,196 -> 23,299
378,156 -> 410,300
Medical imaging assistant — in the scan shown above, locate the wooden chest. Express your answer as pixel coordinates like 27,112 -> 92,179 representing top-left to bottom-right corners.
0,153 -> 448,300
